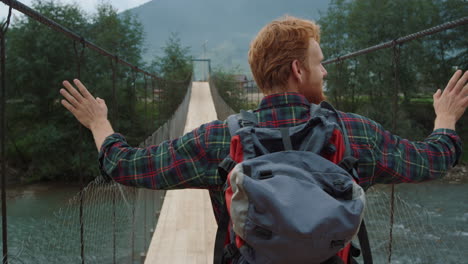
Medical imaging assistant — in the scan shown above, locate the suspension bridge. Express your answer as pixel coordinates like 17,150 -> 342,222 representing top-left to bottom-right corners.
0,0 -> 467,263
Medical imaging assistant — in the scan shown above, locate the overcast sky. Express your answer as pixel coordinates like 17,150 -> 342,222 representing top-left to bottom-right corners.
0,0 -> 151,20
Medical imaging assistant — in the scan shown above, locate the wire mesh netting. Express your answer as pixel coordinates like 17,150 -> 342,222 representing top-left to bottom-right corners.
353,185 -> 467,264
6,179 -> 164,263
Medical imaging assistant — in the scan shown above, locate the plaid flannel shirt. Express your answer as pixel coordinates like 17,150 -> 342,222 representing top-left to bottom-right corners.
99,92 -> 462,221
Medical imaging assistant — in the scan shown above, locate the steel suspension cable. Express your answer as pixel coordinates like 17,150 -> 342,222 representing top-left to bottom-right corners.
0,1 -> 12,263
151,77 -> 155,132
73,38 -> 86,264
0,0 -> 167,82
144,75 -> 148,135
336,60 -> 344,109
110,56 -> 119,129
323,17 -> 468,65
387,43 -> 401,264
109,56 -> 118,264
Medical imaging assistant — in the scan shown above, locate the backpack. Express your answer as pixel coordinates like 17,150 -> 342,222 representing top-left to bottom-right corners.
214,102 -> 372,264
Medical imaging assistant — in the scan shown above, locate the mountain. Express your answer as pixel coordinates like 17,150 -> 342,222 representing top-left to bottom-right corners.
125,0 -> 331,75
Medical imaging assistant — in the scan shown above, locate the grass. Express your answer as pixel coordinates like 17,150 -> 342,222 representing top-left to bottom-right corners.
409,97 -> 433,103
461,142 -> 468,164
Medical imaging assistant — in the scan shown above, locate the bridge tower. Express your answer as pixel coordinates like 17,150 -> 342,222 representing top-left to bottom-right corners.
192,58 -> 211,82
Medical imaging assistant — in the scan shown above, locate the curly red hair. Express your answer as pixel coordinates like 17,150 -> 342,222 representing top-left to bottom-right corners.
248,16 -> 320,93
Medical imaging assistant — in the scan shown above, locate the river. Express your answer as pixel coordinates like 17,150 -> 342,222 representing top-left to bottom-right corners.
3,180 -> 467,264
4,181 -> 162,264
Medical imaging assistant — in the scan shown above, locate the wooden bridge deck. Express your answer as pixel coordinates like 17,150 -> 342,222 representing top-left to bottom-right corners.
145,82 -> 218,263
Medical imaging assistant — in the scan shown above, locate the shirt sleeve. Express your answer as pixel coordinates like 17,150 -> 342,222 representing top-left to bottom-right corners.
339,112 -> 462,188
98,122 -> 222,190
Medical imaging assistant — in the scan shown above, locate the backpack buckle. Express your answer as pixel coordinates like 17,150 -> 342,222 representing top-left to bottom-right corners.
223,243 -> 240,262
218,157 -> 237,182
239,110 -> 258,127
350,242 -> 361,258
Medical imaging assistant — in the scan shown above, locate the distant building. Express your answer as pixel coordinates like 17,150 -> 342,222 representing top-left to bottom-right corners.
232,74 -> 248,83
153,89 -> 163,99
230,74 -> 248,91
229,74 -> 259,93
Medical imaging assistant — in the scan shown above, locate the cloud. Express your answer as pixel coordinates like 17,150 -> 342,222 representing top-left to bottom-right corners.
0,0 -> 150,20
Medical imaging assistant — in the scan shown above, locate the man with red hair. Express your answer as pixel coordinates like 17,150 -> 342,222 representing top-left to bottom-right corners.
60,16 -> 467,263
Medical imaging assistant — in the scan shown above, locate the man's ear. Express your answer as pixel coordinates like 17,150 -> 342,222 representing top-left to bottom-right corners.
291,59 -> 302,83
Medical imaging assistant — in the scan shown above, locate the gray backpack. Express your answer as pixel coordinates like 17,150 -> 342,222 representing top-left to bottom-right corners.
214,102 -> 367,264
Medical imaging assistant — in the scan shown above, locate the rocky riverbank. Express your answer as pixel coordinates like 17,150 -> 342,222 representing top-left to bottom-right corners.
443,164 -> 468,183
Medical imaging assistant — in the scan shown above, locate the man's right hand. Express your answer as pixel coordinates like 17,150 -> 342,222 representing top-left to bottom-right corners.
60,79 -> 114,151
433,70 -> 468,130
60,79 -> 109,129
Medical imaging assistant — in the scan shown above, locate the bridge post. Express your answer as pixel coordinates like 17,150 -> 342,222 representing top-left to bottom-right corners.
143,191 -> 147,255
112,187 -> 116,264
131,196 -> 136,263
191,58 -> 211,82
387,42 -> 402,264
0,4 -> 12,264
73,37 -> 87,264
110,56 -> 119,130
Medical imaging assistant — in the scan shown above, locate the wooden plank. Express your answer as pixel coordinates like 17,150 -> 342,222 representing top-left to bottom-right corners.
145,82 -> 218,263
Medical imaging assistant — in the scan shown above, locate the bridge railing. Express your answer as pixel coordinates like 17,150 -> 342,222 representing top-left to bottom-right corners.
210,76 -> 261,116
0,0 -> 191,263
213,17 -> 468,264
208,77 -> 236,121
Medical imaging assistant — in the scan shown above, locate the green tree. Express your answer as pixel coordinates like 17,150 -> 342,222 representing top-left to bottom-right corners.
5,0 -> 147,182
318,0 -> 465,139
152,33 -> 192,81
86,3 -> 146,144
151,33 -> 193,122
211,68 -> 251,112
6,0 -> 90,181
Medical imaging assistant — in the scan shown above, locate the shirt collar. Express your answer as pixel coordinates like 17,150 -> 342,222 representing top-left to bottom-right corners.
257,92 -> 310,110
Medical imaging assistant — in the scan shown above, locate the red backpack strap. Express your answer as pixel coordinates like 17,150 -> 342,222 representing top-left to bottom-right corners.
218,114 -> 245,181
319,101 -> 352,157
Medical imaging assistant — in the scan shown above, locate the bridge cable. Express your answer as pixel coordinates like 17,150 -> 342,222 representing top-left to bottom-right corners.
112,186 -> 116,264
336,58 -> 344,110
110,55 -> 119,128
131,70 -> 138,127
0,0 -> 168,82
143,74 -> 148,252
323,16 -> 468,65
144,75 -> 149,135
0,1 -> 12,263
387,42 -> 401,264
73,37 -> 87,264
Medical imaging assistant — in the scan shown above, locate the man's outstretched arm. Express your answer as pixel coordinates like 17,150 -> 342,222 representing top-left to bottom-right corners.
59,78 -> 225,190
340,70 -> 467,187
59,79 -> 114,151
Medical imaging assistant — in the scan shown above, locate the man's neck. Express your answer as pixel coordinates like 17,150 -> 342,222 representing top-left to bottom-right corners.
265,84 -> 299,96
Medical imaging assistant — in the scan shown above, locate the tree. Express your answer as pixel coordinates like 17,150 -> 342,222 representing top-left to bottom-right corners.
6,0 -> 91,181
86,3 -> 146,144
152,32 -> 192,81
5,0 -> 147,182
151,33 -> 193,122
318,0 -> 465,139
211,68 -> 249,112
